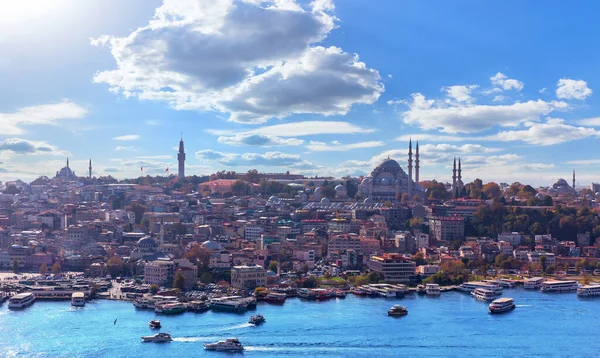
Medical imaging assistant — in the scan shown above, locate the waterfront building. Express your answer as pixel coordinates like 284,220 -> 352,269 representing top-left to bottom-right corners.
528,251 -> 556,266
416,264 -> 439,277
368,253 -> 416,283
231,265 -> 267,289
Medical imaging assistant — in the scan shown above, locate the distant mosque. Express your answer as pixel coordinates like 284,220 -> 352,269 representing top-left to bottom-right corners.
55,158 -> 77,180
451,157 -> 465,197
358,139 -> 422,201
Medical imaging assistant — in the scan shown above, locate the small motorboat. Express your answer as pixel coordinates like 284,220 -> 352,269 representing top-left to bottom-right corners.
204,338 -> 244,351
149,320 -> 161,329
249,314 -> 265,325
141,332 -> 172,343
387,305 -> 408,316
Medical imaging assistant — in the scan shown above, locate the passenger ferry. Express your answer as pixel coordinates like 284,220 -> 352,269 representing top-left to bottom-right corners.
264,292 -> 286,304
459,282 -> 503,295
524,277 -> 544,289
297,288 -> 317,300
416,285 -> 426,295
577,284 -> 600,297
155,302 -> 186,314
387,305 -> 408,316
209,297 -> 248,313
540,280 -> 578,293
8,292 -> 35,309
471,288 -> 496,301
426,284 -> 441,296
488,298 -> 515,314
71,292 -> 86,307
133,297 -> 156,309
187,300 -> 210,312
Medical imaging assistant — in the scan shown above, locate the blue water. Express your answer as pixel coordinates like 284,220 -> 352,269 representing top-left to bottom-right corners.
1,289 -> 599,357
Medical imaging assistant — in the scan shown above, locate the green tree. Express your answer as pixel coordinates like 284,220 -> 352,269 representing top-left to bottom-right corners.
39,262 -> 48,275
149,284 -> 160,294
107,256 -> 124,278
482,182 -> 501,199
231,180 -> 252,196
126,202 -> 148,225
345,179 -> 358,198
51,262 -> 61,274
267,260 -> 278,272
200,272 -> 213,284
303,276 -> 319,288
173,271 -> 186,291
413,252 -> 427,266
540,255 -> 547,273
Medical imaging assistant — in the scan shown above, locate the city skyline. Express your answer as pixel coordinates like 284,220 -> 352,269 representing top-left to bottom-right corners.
1,0 -> 600,185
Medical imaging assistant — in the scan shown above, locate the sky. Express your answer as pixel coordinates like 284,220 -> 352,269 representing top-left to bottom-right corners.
1,0 -> 599,186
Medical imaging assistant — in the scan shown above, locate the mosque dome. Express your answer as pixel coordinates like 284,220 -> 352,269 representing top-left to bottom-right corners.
380,177 -> 391,186
320,197 -> 330,204
268,196 -> 279,202
305,188 -> 313,194
363,197 -> 374,204
137,237 -> 157,248
334,184 -> 346,192
361,177 -> 372,185
201,240 -> 224,252
376,158 -> 401,170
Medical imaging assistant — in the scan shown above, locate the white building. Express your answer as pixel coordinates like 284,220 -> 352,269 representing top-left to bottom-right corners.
367,254 -> 416,283
497,241 -> 513,256
416,233 -> 430,249
528,251 -> 555,266
144,260 -> 175,287
459,246 -> 474,260
231,265 -> 267,289
498,232 -> 523,247
244,225 -> 263,241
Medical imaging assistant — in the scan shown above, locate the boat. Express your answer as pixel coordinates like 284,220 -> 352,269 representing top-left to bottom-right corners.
459,282 -> 503,295
8,292 -> 35,309
334,290 -> 347,298
488,298 -> 515,313
187,300 -> 210,312
209,297 -> 248,313
155,302 -> 186,314
349,287 -> 368,296
133,298 -> 156,310
497,278 -> 517,288
264,292 -> 286,304
313,289 -> 331,300
578,284 -> 600,297
149,320 -> 161,329
297,288 -> 317,300
417,285 -> 426,295
524,277 -> 544,290
471,288 -> 496,301
426,283 -> 441,296
71,292 -> 86,307
387,305 -> 408,316
540,280 -> 578,293
141,332 -> 172,343
204,338 -> 244,352
249,314 -> 265,325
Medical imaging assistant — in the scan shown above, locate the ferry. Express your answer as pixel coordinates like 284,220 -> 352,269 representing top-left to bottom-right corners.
133,298 -> 156,310
524,277 -> 544,290
577,284 -> 600,297
387,305 -> 408,316
8,292 -> 35,309
264,292 -> 286,304
426,284 -> 441,296
488,298 -> 515,314
313,289 -> 332,300
334,290 -> 347,298
459,282 -> 503,295
142,332 -> 172,343
540,280 -> 578,293
209,297 -> 248,313
297,288 -> 317,300
204,338 -> 244,352
187,300 -> 210,313
71,292 -> 86,307
155,302 -> 186,314
249,314 -> 265,325
471,288 -> 496,301
497,278 -> 517,288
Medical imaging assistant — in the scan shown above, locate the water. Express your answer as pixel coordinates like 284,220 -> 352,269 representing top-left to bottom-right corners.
1,289 -> 599,357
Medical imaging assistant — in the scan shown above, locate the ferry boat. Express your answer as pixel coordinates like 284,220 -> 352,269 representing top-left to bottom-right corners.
417,285 -> 426,295
313,289 -> 332,300
249,314 -> 265,325
334,290 -> 347,298
488,298 -> 515,313
471,288 -> 496,301
497,278 -> 517,288
387,305 -> 408,316
71,292 -> 86,307
8,292 -> 35,309
524,277 -> 544,290
141,332 -> 172,343
459,282 -> 503,295
540,280 -> 578,293
349,287 -> 368,296
210,298 -> 248,313
204,338 -> 244,352
577,284 -> 600,297
264,292 -> 286,304
155,302 -> 186,314
133,297 -> 156,310
149,320 -> 161,329
187,300 -> 210,313
426,284 -> 441,296
298,288 -> 317,300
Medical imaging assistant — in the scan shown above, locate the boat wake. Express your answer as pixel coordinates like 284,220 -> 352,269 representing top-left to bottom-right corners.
219,323 -> 252,331
515,305 -> 531,308
173,336 -> 218,343
244,346 -> 285,351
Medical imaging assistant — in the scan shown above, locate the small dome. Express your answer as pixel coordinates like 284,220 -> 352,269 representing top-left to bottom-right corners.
268,196 -> 279,202
201,240 -> 223,252
334,184 -> 345,191
137,237 -> 157,247
314,187 -> 322,193
305,188 -> 312,194
320,197 -> 330,204
361,178 -> 371,185
363,197 -> 374,204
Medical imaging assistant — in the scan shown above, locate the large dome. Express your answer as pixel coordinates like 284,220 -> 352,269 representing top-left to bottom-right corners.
201,240 -> 223,252
377,158 -> 401,169
137,237 -> 157,247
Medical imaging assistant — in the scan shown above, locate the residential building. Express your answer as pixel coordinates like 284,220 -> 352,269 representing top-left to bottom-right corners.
231,265 -> 267,289
428,216 -> 465,243
368,254 -> 416,283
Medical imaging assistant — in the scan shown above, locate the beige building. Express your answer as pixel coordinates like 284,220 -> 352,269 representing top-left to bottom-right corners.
144,260 -> 175,287
231,265 -> 267,289
368,254 -> 416,283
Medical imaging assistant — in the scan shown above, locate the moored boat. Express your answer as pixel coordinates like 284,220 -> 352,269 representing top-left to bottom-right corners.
335,290 -> 346,298
8,292 -> 35,309
264,292 -> 286,304
540,280 -> 578,293
524,277 -> 544,290
209,297 -> 248,313
187,300 -> 210,312
577,284 -> 600,297
155,302 -> 186,314
297,288 -> 317,300
141,332 -> 172,343
488,298 -> 515,314
204,338 -> 244,351
417,285 -> 426,295
71,292 -> 85,307
387,304 -> 408,316
471,288 -> 496,301
426,284 -> 440,296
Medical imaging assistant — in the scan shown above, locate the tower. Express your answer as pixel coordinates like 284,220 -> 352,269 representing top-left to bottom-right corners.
178,135 -> 185,179
66,157 -> 69,168
458,158 -> 462,184
408,138 -> 413,195
573,170 -> 576,196
452,157 -> 457,190
415,141 -> 420,185
88,159 -> 92,179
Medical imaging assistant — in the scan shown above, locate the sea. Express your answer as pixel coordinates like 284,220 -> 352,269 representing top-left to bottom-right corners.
1,289 -> 599,357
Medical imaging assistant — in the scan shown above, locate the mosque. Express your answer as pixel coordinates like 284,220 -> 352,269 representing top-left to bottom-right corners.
55,158 -> 77,180
358,140 -> 421,201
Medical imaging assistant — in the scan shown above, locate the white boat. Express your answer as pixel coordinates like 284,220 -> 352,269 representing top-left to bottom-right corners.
577,284 -> 600,297
142,332 -> 172,343
71,292 -> 86,307
459,282 -> 503,295
488,297 -> 515,313
8,292 -> 35,309
204,338 -> 244,351
426,283 -> 440,296
497,278 -> 517,288
471,288 -> 496,301
133,298 -> 156,309
524,277 -> 544,289
540,280 -> 578,293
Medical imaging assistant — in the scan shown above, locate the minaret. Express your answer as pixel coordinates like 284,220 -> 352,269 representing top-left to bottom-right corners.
452,157 -> 457,190
458,158 -> 462,187
573,170 -> 576,196
66,157 -> 69,168
177,135 -> 185,179
415,141 -> 420,185
408,138 -> 413,195
88,159 -> 92,178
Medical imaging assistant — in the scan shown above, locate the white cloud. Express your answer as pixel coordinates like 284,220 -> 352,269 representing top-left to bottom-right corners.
306,140 -> 384,151
92,0 -> 383,124
136,155 -> 171,160
490,72 -> 524,91
443,85 -> 478,103
113,134 -> 140,141
207,120 -> 373,137
0,99 -> 87,135
576,117 -> 600,126
488,118 -> 599,145
540,88 -> 547,93
492,95 -> 504,102
556,78 -> 592,100
565,159 -> 600,166
217,133 -> 303,146
145,119 -> 161,126
523,163 -> 555,170
195,148 -> 320,169
0,138 -> 68,156
396,134 -> 470,142
398,93 -> 567,133
115,146 -> 138,151
419,143 -> 501,154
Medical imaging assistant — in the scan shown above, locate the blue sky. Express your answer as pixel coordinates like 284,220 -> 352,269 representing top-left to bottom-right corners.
0,0 -> 599,186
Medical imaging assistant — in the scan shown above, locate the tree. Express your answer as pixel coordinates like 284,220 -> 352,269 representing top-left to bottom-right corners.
51,262 -> 61,274
39,262 -> 48,275
149,284 -> 160,294
401,193 -> 410,205
184,245 -> 211,270
107,256 -> 124,278
303,276 -> 319,288
345,179 -> 358,199
231,180 -> 252,196
482,182 -> 501,199
12,260 -> 19,273
320,186 -> 336,199
200,272 -> 213,284
173,271 -> 186,291
413,252 -> 427,266
2,185 -> 21,194
540,255 -> 547,273
242,169 -> 261,184
426,180 -> 451,201
126,202 -> 148,225
267,260 -> 278,272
